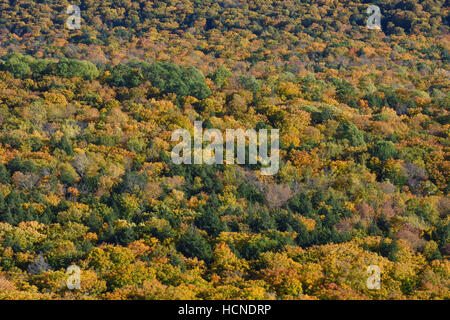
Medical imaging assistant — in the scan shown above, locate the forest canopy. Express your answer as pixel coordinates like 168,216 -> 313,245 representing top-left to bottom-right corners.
0,0 -> 448,300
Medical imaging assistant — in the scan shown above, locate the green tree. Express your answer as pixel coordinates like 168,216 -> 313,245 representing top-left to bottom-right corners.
372,141 -> 397,161
3,53 -> 33,78
195,209 -> 225,237
50,58 -> 99,80
210,65 -> 232,88
337,121 -> 365,147
177,229 -> 213,263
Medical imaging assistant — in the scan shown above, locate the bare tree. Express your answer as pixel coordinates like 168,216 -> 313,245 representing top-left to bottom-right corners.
27,252 -> 51,275
264,183 -> 292,209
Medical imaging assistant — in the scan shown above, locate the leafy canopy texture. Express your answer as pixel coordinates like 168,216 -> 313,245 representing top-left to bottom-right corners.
0,0 -> 448,300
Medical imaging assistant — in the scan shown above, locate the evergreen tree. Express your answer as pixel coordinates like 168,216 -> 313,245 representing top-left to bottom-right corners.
177,229 -> 213,263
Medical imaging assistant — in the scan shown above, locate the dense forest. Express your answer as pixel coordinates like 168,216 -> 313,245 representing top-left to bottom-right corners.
0,0 -> 448,299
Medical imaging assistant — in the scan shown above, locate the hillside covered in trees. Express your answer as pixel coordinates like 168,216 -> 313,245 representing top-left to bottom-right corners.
0,0 -> 448,299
